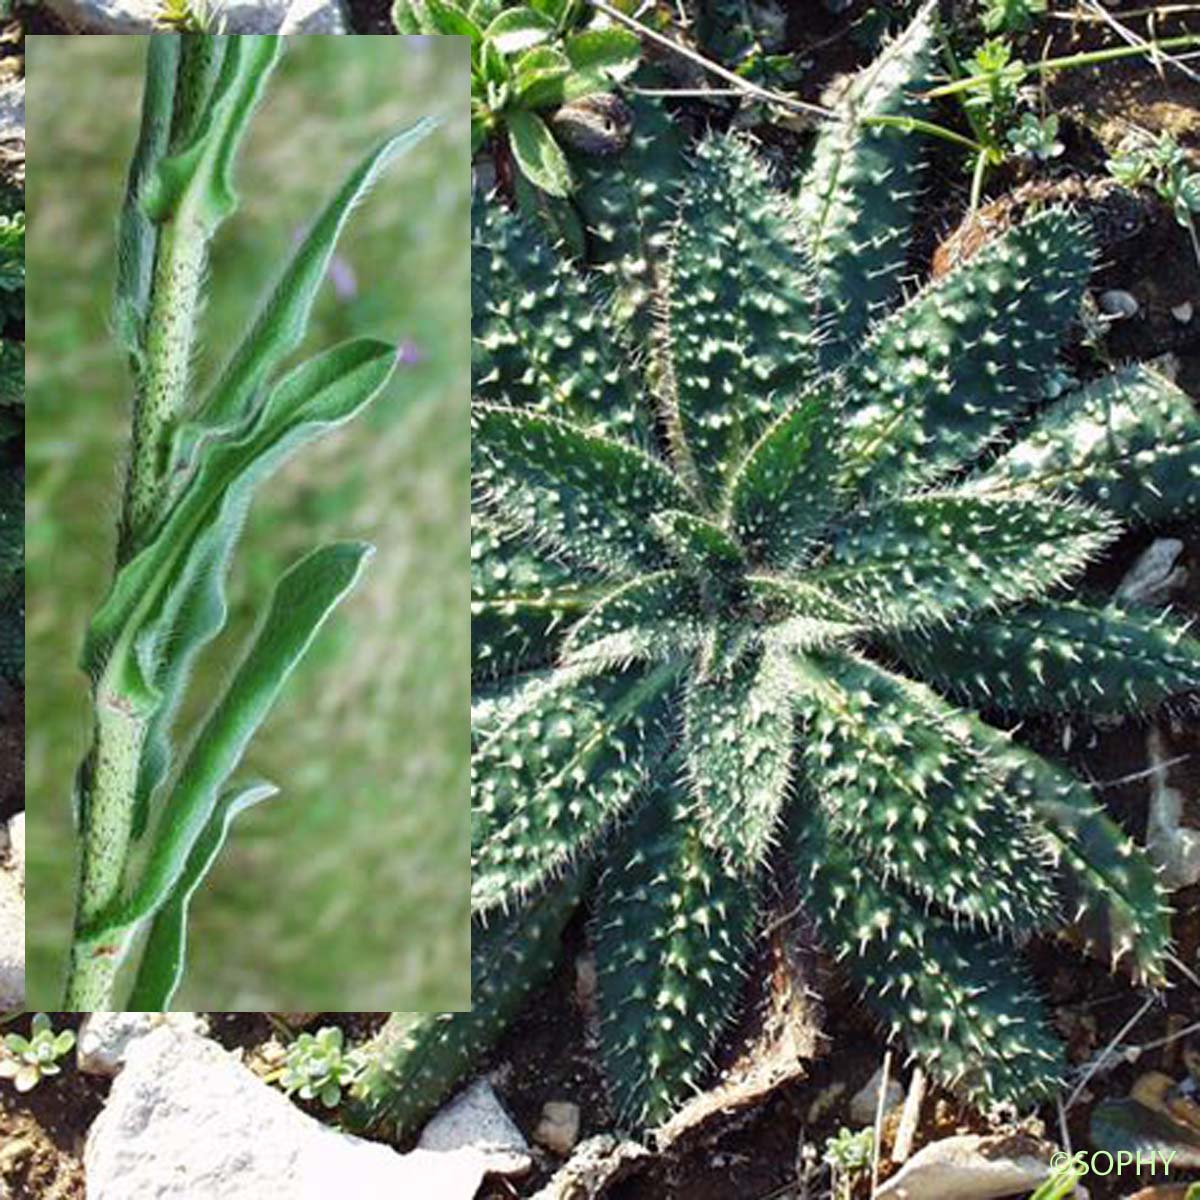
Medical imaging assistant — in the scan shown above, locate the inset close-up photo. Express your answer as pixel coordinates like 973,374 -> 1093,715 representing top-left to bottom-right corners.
25,33 -> 469,1012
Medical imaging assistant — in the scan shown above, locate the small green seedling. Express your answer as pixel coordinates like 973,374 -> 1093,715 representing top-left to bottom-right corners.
0,1014 -> 76,1092
981,0 -> 1045,35
279,1026 -> 365,1108
1108,131 -> 1200,266
394,0 -> 640,196
1006,111 -> 1063,162
824,1127 -> 874,1200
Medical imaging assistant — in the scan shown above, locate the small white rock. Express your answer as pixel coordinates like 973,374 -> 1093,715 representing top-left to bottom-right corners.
44,0 -> 346,32
419,1079 -> 532,1177
7,813 -> 22,875
1098,289 -> 1139,319
0,815 -> 23,1010
1172,301 -> 1194,323
1114,538 -> 1186,608
86,1026 -> 485,1199
535,1100 -> 582,1156
875,1133 -> 1052,1200
77,1012 -> 210,1077
849,1064 -> 904,1126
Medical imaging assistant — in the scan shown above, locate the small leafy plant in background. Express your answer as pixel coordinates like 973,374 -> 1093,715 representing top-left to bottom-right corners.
279,1026 -> 366,1108
824,1127 -> 873,1200
348,5 -> 1200,1138
1108,131 -> 1200,266
61,36 -> 437,1010
0,1014 -> 75,1092
394,0 -> 639,196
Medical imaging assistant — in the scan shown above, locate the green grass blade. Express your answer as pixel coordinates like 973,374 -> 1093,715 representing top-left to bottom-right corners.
84,541 -> 374,942
126,780 -> 280,1011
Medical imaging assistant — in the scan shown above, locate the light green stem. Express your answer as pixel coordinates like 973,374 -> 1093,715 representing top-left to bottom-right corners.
125,219 -> 207,549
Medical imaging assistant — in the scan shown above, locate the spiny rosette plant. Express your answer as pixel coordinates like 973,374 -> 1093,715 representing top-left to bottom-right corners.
356,8 -> 1200,1136
61,36 -> 438,1011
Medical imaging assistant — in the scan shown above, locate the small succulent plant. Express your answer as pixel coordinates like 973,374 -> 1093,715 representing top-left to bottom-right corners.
0,1014 -> 76,1092
824,1126 -> 874,1200
279,1026 -> 366,1109
351,7 -> 1200,1137
394,0 -> 640,196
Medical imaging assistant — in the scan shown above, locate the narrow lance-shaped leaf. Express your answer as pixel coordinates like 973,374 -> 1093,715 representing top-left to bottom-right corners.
126,780 -> 279,1010
172,118 -> 440,479
471,197 -> 647,441
83,540 -> 374,942
839,210 -> 1094,500
83,339 -> 397,705
142,36 -> 282,232
114,37 -> 180,368
472,662 -> 678,914
788,802 -> 1065,1106
472,521 -> 598,680
684,649 -> 793,872
789,650 -> 1061,933
728,385 -> 843,570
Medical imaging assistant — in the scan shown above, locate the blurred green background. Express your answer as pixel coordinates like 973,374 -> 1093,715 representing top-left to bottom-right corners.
25,36 -> 470,1010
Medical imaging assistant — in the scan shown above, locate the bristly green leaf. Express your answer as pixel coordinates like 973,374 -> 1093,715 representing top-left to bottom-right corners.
728,386 -> 843,570
798,2 -> 936,362
808,493 -> 1118,629
896,601 -> 1200,716
593,781 -> 758,1126
789,803 -> 1065,1106
561,571 -> 703,671
972,364 -> 1200,525
840,210 -> 1094,500
472,663 -> 678,914
84,541 -> 374,942
346,871 -> 585,1138
471,197 -> 647,441
790,652 -> 1060,933
663,135 -> 819,504
472,404 -> 688,576
126,780 -> 279,1010
472,521 -> 597,679
685,649 -> 792,872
